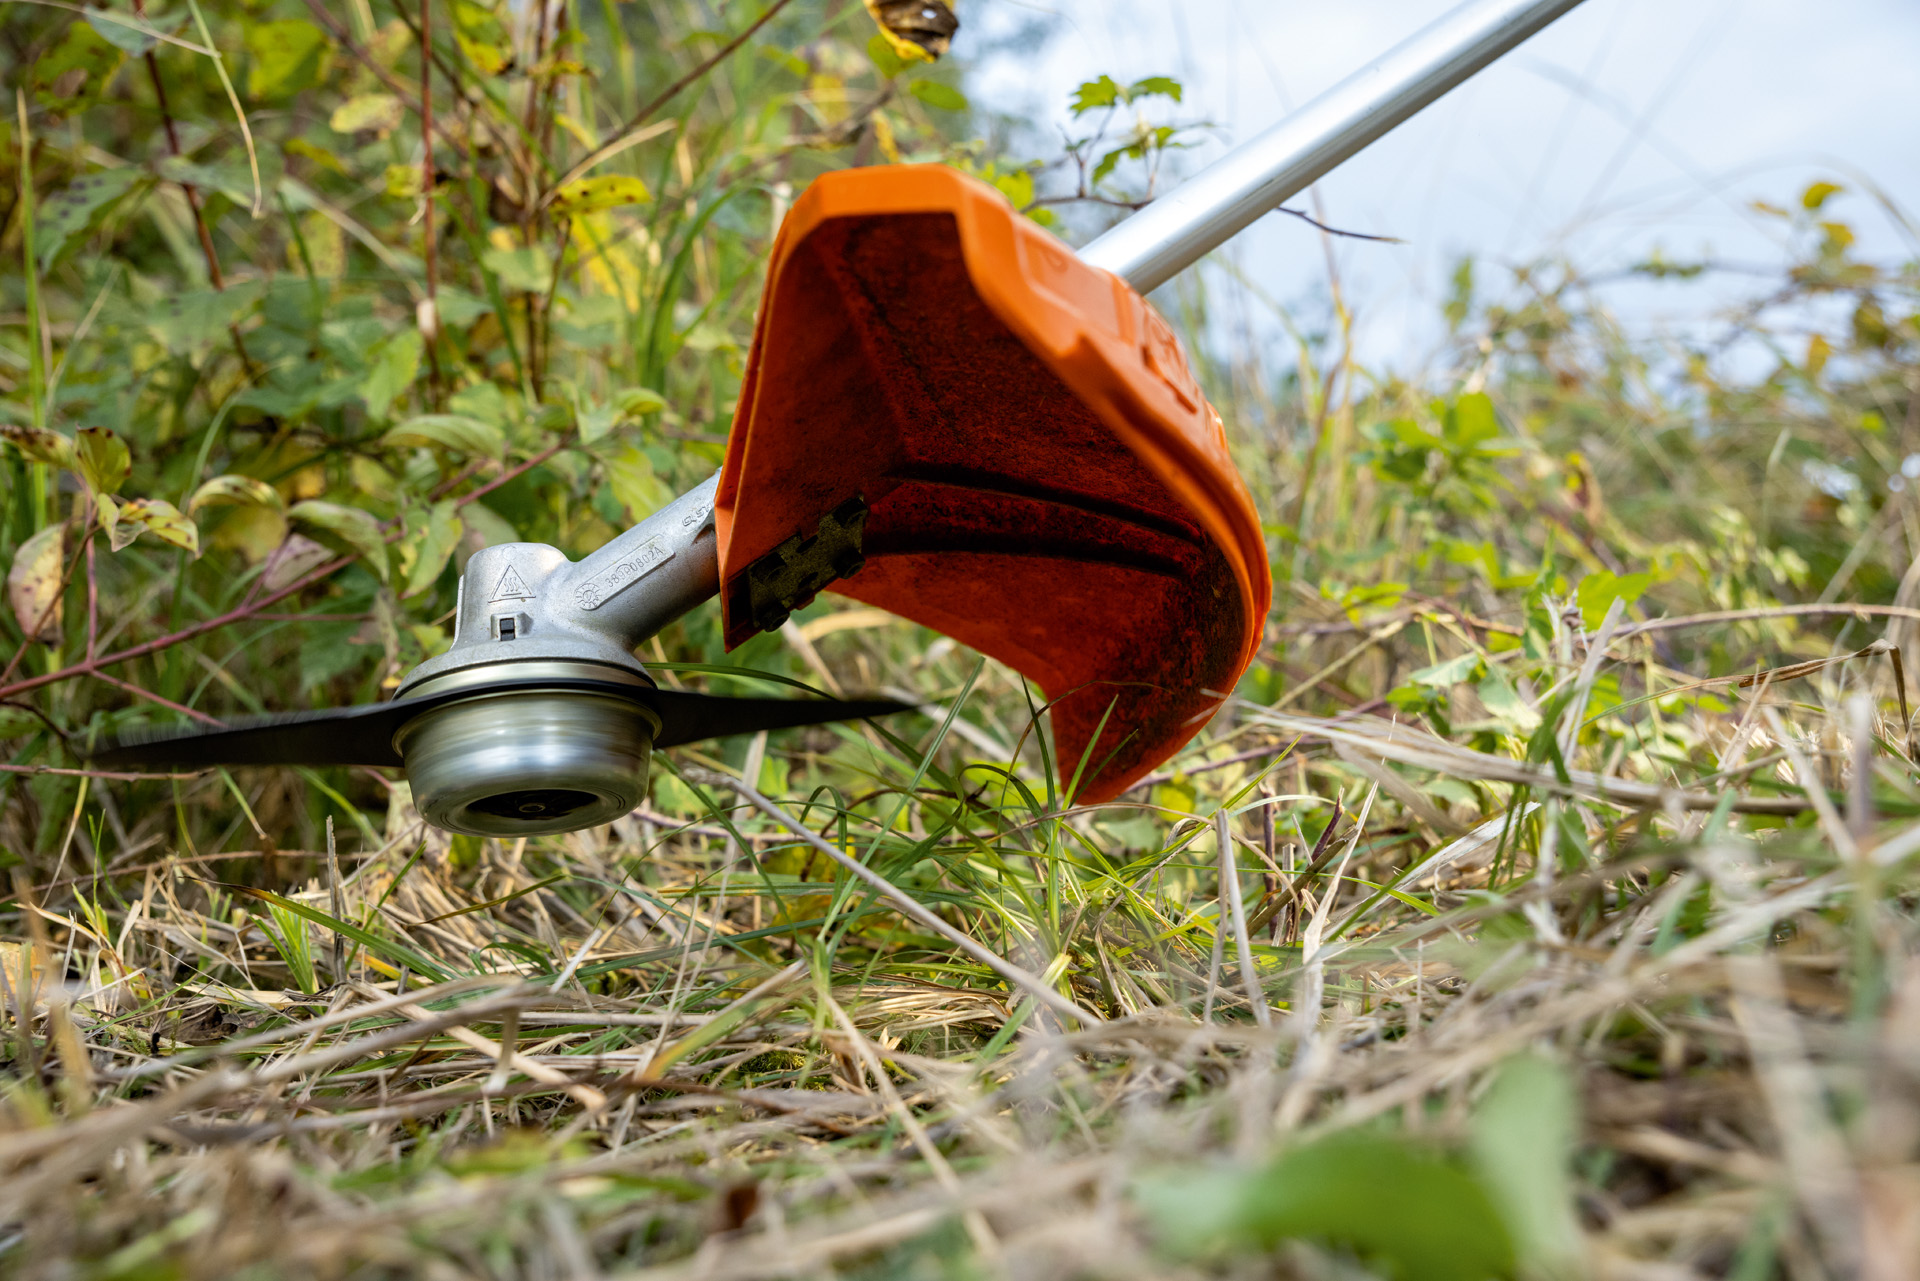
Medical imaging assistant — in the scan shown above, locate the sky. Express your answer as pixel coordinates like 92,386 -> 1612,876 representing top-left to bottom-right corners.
964,0 -> 1920,375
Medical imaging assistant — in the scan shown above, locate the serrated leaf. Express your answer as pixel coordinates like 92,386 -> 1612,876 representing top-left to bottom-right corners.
246,18 -> 329,99
1071,75 -> 1122,115
381,413 -> 504,459
1,425 -> 77,469
401,501 -> 464,598
908,79 -> 968,111
289,501 -> 389,583
550,175 -> 652,216
38,168 -> 142,271
107,499 -> 199,555
74,427 -> 131,496
1127,75 -> 1183,103
8,524 -> 66,645
361,330 -> 424,423
188,474 -> 284,516
330,93 -> 405,136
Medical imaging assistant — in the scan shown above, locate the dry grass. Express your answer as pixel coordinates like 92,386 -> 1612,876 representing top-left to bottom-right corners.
6,618 -> 1920,1278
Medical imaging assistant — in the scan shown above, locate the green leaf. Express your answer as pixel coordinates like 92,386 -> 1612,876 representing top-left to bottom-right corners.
480,244 -> 553,294
550,175 -> 652,216
381,413 -> 505,460
0,425 -> 77,469
1443,391 -> 1500,448
1143,1133 -> 1514,1280
32,21 -> 124,114
1470,1055 -> 1582,1273
106,498 -> 199,555
1476,668 -> 1541,732
606,445 -> 670,520
75,427 -> 131,496
1070,75 -> 1122,115
360,330 -> 424,423
1410,651 -> 1485,688
400,500 -> 463,598
85,12 -> 168,55
0,706 -> 47,739
1575,569 -> 1654,629
38,169 -> 142,271
188,474 -> 283,516
245,19 -> 329,100
1127,75 -> 1183,102
908,79 -> 968,111
147,282 -> 265,356
156,155 -> 258,205
866,31 -> 909,78
289,500 -> 390,583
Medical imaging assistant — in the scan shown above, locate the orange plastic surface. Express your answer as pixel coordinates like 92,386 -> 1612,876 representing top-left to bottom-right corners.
716,165 -> 1272,803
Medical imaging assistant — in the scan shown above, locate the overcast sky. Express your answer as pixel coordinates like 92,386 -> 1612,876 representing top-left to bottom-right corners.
967,0 -> 1920,374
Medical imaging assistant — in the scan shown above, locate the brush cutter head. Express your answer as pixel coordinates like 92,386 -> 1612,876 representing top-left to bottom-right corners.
716,165 -> 1271,802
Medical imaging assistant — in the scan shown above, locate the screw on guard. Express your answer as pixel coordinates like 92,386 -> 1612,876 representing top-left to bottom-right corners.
97,0 -> 1593,836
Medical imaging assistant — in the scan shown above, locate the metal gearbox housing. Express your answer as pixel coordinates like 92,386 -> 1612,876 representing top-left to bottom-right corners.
390,478 -> 719,836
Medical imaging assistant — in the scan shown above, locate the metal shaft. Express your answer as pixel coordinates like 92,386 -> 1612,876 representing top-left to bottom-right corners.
1078,0 -> 1591,294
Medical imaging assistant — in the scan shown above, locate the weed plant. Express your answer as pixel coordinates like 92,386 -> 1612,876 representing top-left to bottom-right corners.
2,1 -> 1919,1276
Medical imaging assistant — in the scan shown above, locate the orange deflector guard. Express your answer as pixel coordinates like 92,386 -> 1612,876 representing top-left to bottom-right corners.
716,165 -> 1272,803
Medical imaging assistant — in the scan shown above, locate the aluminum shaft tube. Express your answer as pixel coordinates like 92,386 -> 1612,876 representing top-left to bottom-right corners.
1079,0 -> 1591,294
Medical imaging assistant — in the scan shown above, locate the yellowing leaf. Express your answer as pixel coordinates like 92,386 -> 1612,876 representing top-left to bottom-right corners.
864,0 -> 957,62
400,500 -> 464,598
0,424 -> 77,469
1806,333 -> 1833,378
245,18 -> 330,100
108,498 -> 200,555
8,524 -> 66,645
1802,180 -> 1844,211
384,162 -> 423,200
330,93 -> 405,136
75,426 -> 131,496
289,500 -> 390,582
381,413 -> 504,459
550,175 -> 653,216
189,474 -> 285,516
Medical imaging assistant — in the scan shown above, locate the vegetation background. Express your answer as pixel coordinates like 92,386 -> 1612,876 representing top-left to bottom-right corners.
1,0 -> 1917,1276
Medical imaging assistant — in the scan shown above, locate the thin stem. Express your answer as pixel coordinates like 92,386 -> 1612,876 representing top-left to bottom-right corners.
420,0 -> 444,408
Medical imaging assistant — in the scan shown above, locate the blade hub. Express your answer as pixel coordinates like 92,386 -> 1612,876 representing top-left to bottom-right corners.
395,671 -> 662,836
